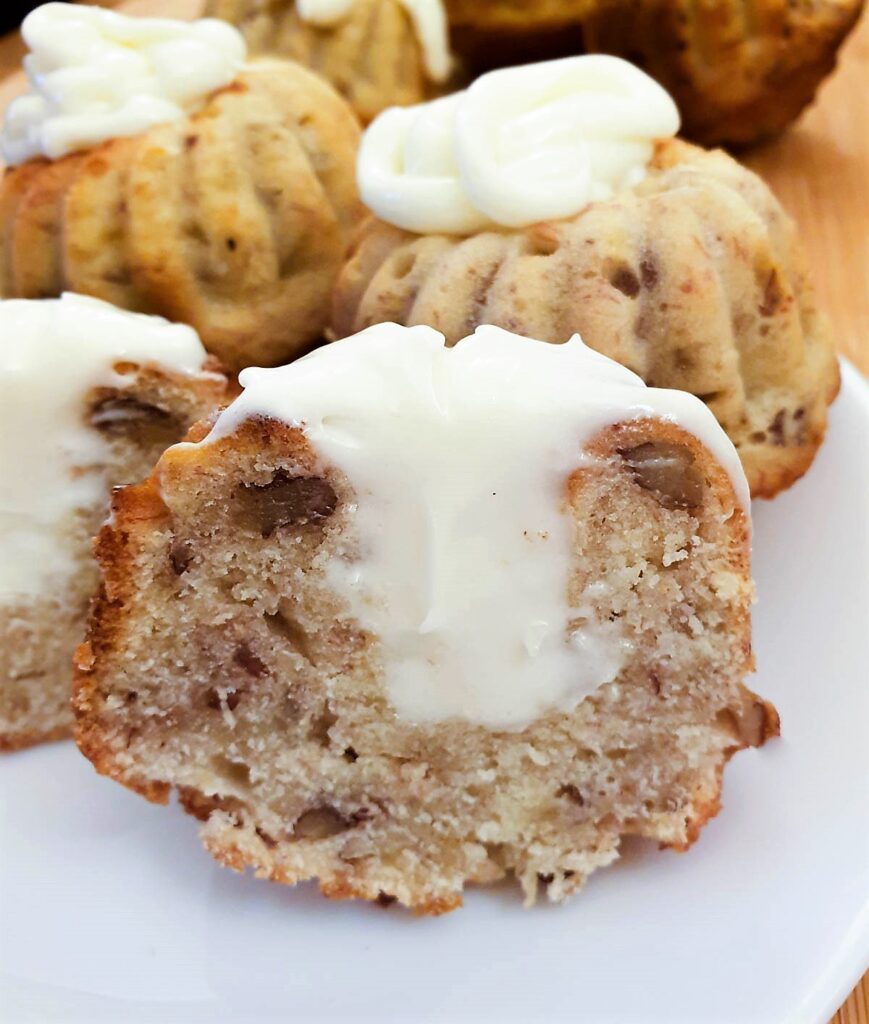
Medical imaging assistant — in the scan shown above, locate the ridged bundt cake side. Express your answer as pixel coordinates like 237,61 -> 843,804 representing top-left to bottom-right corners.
0,61 -> 363,372
75,327 -> 776,912
333,140 -> 839,499
445,0 -> 865,146
204,0 -> 447,123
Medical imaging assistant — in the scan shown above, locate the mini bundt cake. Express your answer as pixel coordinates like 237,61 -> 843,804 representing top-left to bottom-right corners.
335,57 -> 839,498
444,0 -> 865,146
75,323 -> 778,913
0,3 -> 363,373
0,293 -> 229,752
204,0 -> 453,123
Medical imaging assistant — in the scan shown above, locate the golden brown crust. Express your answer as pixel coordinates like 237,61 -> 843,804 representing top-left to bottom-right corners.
331,139 -> 839,499
72,484 -> 174,804
0,723 -> 70,753
0,61 -> 363,372
317,876 -> 462,916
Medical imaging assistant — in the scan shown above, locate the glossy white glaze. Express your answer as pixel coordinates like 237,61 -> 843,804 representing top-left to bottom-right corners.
206,322 -> 747,729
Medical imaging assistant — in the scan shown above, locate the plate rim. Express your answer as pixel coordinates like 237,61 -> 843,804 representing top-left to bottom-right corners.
0,359 -> 867,1024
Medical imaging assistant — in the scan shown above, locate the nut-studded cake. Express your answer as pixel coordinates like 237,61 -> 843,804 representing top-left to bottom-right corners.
75,323 -> 777,912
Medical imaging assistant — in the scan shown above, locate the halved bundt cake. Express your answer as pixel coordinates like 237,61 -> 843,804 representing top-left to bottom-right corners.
0,293 -> 229,752
334,58 -> 839,498
75,323 -> 777,912
0,4 -> 363,372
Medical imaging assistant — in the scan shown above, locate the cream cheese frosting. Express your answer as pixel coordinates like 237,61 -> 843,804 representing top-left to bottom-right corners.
207,323 -> 747,730
297,0 -> 451,82
358,55 -> 681,235
1,3 -> 246,166
0,293 -> 214,600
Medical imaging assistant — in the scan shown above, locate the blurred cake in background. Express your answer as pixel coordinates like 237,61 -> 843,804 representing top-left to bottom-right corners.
204,0 -> 454,122
204,0 -> 864,146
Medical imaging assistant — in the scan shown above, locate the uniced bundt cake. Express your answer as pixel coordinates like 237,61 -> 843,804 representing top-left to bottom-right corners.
0,293 -> 229,752
204,0 -> 454,123
444,0 -> 865,146
0,3 -> 363,373
334,56 -> 840,498
75,323 -> 778,912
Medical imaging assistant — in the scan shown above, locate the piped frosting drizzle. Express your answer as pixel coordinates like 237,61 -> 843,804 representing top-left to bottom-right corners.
358,55 -> 680,235
1,3 -> 246,165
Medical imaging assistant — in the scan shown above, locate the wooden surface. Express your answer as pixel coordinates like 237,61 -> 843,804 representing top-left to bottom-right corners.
0,3 -> 866,1021
744,10 -> 869,378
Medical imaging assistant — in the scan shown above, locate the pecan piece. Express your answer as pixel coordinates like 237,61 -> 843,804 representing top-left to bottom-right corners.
238,471 -> 337,538
293,807 -> 352,840
90,395 -> 180,447
619,442 -> 704,511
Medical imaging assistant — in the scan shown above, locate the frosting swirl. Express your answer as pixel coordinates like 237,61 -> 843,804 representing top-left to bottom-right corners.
1,3 -> 246,166
297,0 -> 451,83
358,55 -> 681,235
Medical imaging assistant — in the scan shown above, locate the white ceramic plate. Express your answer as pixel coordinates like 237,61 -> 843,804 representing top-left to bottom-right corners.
1,363 -> 867,1024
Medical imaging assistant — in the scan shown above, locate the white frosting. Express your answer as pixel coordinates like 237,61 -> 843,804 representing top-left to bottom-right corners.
0,293 -> 214,601
297,0 -> 451,82
208,323 -> 747,731
358,55 -> 681,235
1,3 -> 246,166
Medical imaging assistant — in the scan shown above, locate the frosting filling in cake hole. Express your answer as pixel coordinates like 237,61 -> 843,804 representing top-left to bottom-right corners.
297,0 -> 451,82
0,293 -> 216,599
0,3 -> 246,165
206,324 -> 747,731
358,55 -> 680,234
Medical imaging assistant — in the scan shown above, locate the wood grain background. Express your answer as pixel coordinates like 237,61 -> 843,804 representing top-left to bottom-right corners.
0,2 -> 866,1020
